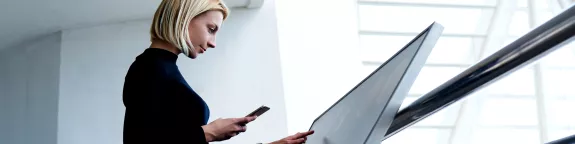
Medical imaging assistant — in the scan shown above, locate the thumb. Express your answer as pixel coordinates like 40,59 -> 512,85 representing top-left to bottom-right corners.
247,116 -> 257,121
287,138 -> 306,144
236,116 -> 257,124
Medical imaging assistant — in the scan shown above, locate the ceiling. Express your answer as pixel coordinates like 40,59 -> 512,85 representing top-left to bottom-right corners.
0,0 -> 256,50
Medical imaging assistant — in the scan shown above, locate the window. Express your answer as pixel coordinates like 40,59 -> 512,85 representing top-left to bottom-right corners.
478,97 -> 538,126
359,35 -> 415,62
361,0 -> 497,6
508,10 -> 530,36
481,67 -> 535,96
358,5 -> 494,35
408,66 -> 466,95
541,69 -> 575,96
470,128 -> 540,144
546,99 -> 575,127
383,128 -> 452,144
548,129 -> 575,141
357,0 -> 573,143
360,35 -> 481,65
540,41 -> 575,68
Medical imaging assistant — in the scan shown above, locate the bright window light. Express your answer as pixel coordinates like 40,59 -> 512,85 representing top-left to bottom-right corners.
359,0 -> 497,6
358,5 -> 494,35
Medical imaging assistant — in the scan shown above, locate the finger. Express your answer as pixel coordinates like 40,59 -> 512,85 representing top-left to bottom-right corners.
234,125 -> 247,132
287,132 -> 304,139
228,132 -> 238,138
286,132 -> 300,139
287,138 -> 306,144
235,116 -> 257,124
239,117 -> 256,126
291,130 -> 315,139
246,116 -> 257,122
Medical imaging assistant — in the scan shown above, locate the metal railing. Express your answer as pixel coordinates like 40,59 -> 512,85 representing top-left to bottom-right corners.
547,134 -> 575,144
383,4 -> 575,140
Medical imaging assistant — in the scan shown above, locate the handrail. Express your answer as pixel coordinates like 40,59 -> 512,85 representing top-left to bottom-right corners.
383,4 -> 575,140
547,134 -> 575,144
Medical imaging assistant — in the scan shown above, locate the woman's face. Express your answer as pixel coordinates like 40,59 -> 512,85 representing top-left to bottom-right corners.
187,10 -> 224,59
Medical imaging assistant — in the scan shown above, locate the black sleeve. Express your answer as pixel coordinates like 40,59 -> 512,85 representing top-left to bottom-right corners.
123,73 -> 208,144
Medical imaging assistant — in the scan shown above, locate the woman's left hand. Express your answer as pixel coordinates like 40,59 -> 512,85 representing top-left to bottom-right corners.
269,130 -> 315,144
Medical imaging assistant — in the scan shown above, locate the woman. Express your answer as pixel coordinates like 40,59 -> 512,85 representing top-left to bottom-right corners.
122,0 -> 314,144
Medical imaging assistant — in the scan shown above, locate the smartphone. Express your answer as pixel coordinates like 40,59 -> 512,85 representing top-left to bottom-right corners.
246,105 -> 270,117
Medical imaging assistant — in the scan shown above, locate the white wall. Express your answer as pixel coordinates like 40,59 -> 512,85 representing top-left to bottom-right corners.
57,0 -> 287,144
58,20 -> 148,144
275,0 -> 365,134
0,32 -> 61,144
0,46 -> 4,143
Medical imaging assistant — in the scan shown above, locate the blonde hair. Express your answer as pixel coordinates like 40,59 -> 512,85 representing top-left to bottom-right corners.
150,0 -> 229,57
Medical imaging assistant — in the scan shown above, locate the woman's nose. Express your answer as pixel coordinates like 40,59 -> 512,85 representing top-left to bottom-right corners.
207,39 -> 216,48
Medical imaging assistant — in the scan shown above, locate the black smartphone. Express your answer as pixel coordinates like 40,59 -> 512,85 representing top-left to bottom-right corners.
246,105 -> 270,117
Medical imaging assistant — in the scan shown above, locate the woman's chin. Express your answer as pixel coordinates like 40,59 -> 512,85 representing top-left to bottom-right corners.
189,53 -> 199,59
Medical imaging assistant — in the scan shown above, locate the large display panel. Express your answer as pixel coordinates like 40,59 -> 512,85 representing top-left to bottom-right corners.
306,22 -> 444,144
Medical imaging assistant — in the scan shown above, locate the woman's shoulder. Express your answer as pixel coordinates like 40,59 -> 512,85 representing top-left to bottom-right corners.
125,59 -> 174,83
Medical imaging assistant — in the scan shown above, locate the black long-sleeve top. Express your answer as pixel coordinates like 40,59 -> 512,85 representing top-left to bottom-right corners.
122,48 -> 210,144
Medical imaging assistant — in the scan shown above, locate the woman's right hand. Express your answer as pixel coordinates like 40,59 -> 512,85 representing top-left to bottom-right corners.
269,130 -> 315,144
201,116 -> 257,142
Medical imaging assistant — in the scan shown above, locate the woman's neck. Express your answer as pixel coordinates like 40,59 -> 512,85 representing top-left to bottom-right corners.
149,39 -> 181,55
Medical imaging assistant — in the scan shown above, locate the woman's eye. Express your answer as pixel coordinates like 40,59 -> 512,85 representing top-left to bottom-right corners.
208,28 -> 215,33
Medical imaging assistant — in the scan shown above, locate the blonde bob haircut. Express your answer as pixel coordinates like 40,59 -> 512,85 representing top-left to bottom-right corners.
150,0 -> 229,57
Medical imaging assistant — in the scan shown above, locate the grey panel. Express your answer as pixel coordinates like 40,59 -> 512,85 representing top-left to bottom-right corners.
306,23 -> 443,144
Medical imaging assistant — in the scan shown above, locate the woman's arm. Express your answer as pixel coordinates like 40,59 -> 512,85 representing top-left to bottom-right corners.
202,117 -> 257,142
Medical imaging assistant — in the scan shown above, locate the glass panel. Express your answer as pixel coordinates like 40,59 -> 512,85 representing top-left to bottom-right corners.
360,0 -> 497,6
382,128 -> 451,144
471,128 -> 540,144
541,69 -> 575,96
546,99 -> 575,127
400,97 -> 461,126
481,67 -> 535,96
358,5 -> 494,35
509,10 -> 530,37
478,98 -> 539,126
359,35 -> 479,64
409,66 -> 466,95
